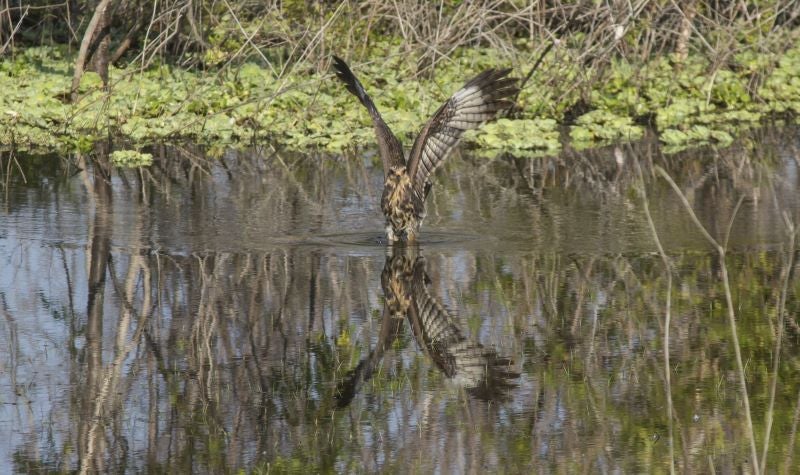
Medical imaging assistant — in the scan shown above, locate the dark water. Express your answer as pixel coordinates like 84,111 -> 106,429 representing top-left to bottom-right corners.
2,128 -> 800,473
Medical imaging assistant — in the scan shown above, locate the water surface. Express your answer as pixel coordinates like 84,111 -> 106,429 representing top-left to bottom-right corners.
2,128 -> 800,473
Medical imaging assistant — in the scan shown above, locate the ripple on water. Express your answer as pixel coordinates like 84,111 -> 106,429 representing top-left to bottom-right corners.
301,230 -> 490,250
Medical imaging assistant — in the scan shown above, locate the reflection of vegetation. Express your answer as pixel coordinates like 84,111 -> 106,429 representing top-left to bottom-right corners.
3,128 -> 800,471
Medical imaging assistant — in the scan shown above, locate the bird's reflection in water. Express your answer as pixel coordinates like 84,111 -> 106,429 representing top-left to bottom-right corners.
336,245 -> 519,407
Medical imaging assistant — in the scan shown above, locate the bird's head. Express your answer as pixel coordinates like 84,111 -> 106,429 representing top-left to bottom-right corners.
388,165 -> 407,177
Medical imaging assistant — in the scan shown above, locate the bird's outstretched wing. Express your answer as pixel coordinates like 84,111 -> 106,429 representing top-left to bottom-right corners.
406,69 -> 518,206
331,56 -> 405,176
334,305 -> 405,408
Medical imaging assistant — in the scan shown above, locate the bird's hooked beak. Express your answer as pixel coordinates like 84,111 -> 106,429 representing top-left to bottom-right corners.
389,166 -> 406,177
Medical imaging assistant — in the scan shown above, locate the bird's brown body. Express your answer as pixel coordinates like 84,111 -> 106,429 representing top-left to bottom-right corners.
381,166 -> 417,241
332,56 -> 518,242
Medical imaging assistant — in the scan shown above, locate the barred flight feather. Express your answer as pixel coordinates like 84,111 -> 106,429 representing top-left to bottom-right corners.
337,251 -> 518,406
331,55 -> 406,176
406,257 -> 519,398
332,54 -> 518,241
407,68 -> 519,207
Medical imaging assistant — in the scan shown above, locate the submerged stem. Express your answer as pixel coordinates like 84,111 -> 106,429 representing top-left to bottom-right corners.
760,203 -> 797,473
634,156 -> 674,475
655,165 -> 759,474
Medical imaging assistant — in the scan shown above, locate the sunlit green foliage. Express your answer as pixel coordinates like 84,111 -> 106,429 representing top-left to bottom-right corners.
465,118 -> 561,157
110,150 -> 153,167
2,41 -> 800,157
570,110 -> 644,149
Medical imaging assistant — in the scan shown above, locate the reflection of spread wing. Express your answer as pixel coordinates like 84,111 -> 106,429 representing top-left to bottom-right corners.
406,69 -> 518,208
407,258 -> 518,401
337,249 -> 517,407
336,249 -> 415,408
331,56 -> 405,176
335,305 -> 404,408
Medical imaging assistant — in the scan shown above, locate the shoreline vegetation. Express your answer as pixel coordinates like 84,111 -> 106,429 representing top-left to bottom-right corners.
1,1 -> 800,162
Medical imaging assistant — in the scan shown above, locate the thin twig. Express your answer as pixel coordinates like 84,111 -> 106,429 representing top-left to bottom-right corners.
760,178 -> 798,474
0,4 -> 26,55
634,154 -> 675,475
508,40 -> 554,118
655,165 -> 759,474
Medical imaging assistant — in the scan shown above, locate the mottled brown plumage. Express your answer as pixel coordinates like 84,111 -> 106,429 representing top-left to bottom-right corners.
332,56 -> 518,242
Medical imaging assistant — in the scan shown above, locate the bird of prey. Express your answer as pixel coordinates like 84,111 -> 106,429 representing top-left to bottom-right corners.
331,56 -> 518,242
335,247 -> 518,407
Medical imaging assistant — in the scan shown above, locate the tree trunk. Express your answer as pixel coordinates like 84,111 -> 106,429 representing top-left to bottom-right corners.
71,0 -> 113,101
92,6 -> 111,86
675,1 -> 696,64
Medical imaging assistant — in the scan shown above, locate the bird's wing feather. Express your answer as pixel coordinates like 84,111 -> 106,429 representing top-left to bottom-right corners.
332,56 -> 405,176
406,257 -> 466,377
406,69 -> 518,206
407,257 -> 520,400
334,305 -> 404,408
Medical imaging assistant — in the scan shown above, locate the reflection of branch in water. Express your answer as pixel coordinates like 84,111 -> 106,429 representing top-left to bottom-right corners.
336,246 -> 518,407
334,305 -> 405,408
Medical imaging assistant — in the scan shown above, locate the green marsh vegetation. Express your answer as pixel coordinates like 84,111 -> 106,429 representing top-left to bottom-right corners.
3,3 -> 800,473
2,1 -> 800,158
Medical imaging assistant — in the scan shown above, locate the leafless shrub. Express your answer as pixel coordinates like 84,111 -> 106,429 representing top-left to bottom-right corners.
5,1 -> 800,69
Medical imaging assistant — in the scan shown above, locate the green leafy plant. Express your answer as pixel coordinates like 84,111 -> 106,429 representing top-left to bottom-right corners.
1,41 -> 799,156
110,150 -> 153,167
570,109 -> 643,148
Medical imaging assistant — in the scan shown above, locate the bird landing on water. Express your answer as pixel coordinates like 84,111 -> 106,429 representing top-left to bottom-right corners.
332,56 -> 518,243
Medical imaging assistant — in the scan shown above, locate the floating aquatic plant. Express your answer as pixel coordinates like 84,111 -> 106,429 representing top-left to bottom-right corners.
465,118 -> 561,158
570,109 -> 643,149
1,43 -> 800,159
110,150 -> 154,167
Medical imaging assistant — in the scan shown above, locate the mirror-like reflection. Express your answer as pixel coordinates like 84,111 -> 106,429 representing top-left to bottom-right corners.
336,246 -> 518,407
1,127 -> 800,472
